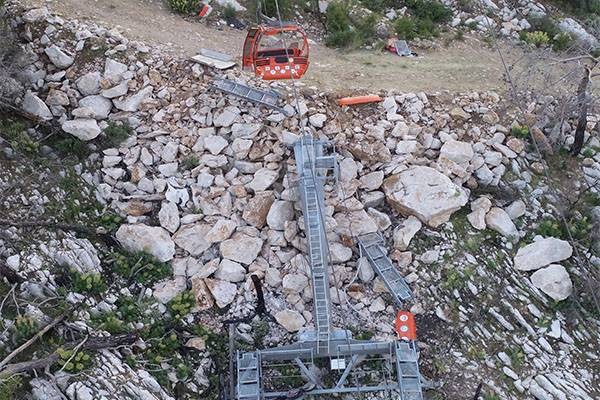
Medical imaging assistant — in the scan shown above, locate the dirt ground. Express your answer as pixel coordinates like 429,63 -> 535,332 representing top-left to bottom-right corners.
24,0 -> 524,94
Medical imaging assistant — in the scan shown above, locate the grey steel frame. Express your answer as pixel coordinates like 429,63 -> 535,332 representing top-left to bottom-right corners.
235,135 -> 423,400
211,79 -> 291,116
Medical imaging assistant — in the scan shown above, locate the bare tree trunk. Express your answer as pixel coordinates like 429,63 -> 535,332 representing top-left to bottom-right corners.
572,67 -> 592,156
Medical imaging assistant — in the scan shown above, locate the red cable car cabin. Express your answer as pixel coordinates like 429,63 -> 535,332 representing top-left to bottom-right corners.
242,24 -> 309,80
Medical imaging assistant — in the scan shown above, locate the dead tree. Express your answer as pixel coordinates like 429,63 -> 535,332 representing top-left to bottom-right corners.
572,66 -> 592,155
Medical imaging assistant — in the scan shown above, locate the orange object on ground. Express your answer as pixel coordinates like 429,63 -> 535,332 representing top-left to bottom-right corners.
395,311 -> 417,341
198,4 -> 212,17
338,95 -> 383,106
242,24 -> 310,81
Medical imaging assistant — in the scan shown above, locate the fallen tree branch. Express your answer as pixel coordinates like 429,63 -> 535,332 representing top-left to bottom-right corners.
0,219 -> 117,245
0,333 -> 137,376
0,311 -> 68,371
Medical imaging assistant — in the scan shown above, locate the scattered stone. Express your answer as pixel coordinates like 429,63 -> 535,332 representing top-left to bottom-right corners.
275,309 -> 306,332
62,119 -> 101,141
116,224 -> 175,262
393,216 -> 422,251
383,166 -> 469,227
158,201 -> 180,233
267,201 -> 294,231
514,238 -> 573,271
204,278 -> 237,308
220,235 -> 263,265
44,45 -> 74,69
214,259 -> 246,283
23,92 -> 53,121
530,264 -> 573,301
485,207 -> 518,239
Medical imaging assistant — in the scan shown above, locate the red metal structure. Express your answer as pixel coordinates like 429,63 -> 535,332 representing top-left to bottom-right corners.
242,24 -> 309,80
395,311 -> 417,341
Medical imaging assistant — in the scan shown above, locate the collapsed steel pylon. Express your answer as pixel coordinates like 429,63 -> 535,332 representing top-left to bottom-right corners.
235,135 -> 424,400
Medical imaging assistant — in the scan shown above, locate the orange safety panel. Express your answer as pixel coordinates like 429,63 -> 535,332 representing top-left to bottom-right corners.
395,311 -> 417,341
338,95 -> 383,106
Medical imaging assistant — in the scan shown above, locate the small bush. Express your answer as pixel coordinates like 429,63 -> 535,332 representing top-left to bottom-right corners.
552,32 -> 574,51
395,17 -> 418,40
537,218 -> 563,238
167,0 -> 199,14
325,3 -> 359,48
112,251 -> 171,284
102,121 -> 131,148
262,0 -> 292,18
529,16 -> 560,38
72,271 -> 107,295
0,118 -> 39,155
0,376 -> 23,400
14,316 -> 38,343
56,347 -> 92,373
169,290 -> 195,319
406,0 -> 452,24
222,4 -> 236,22
511,124 -> 529,139
93,312 -> 125,334
182,155 -> 200,170
98,212 -> 123,232
520,31 -> 550,47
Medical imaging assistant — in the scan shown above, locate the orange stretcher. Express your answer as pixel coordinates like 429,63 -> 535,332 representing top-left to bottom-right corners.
338,95 -> 383,106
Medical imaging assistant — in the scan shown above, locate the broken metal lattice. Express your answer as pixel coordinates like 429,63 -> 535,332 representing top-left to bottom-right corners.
211,79 -> 290,115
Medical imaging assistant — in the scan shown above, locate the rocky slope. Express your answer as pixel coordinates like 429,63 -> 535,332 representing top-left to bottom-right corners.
0,2 -> 599,400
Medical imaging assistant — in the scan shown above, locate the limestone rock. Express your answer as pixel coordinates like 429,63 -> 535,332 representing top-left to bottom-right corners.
514,238 -> 573,271
383,166 -> 469,227
393,216 -> 422,251
247,168 -> 279,192
205,278 -> 237,308
76,72 -> 102,96
358,256 -> 375,282
104,58 -> 128,82
114,86 -> 153,112
78,95 -> 112,120
334,210 -> 378,237
205,219 -> 237,243
62,119 -> 101,141
530,264 -> 573,301
153,277 -> 186,304
242,191 -> 275,228
275,309 -> 306,332
116,224 -> 175,262
282,274 -> 308,294
267,201 -> 294,231
214,259 -> 246,282
23,92 -> 53,121
44,45 -> 74,69
173,224 -> 212,256
220,235 -> 263,265
158,201 -> 180,233
191,277 -> 215,310
485,207 -> 518,239
439,140 -> 474,164
330,242 -> 352,263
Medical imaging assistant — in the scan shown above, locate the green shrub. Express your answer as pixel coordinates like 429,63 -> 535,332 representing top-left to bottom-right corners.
169,290 -> 195,319
14,316 -> 38,343
56,347 -> 92,372
520,31 -> 550,47
93,312 -> 125,334
222,4 -> 236,22
167,0 -> 199,14
511,124 -> 529,139
529,16 -> 560,38
102,121 -> 131,148
325,3 -> 359,48
98,212 -> 123,232
182,155 -> 200,170
50,136 -> 90,159
537,218 -> 563,238
72,271 -> 107,295
0,118 -> 39,155
395,17 -> 418,40
0,376 -> 23,400
552,32 -> 574,51
112,251 -> 171,284
406,0 -> 452,23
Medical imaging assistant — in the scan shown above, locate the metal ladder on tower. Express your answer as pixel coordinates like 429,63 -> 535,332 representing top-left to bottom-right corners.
236,351 -> 261,400
303,170 -> 331,354
211,79 -> 290,115
294,135 -> 335,355
357,233 -> 412,305
395,341 -> 424,400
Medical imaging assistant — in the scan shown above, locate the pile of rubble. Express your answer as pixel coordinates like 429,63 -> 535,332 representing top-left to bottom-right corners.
1,3 -> 600,400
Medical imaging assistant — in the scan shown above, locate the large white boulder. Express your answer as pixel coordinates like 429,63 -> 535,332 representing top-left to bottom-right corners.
78,95 -> 112,120
530,264 -> 573,301
173,224 -> 212,256
220,235 -> 263,265
62,119 -> 101,141
558,18 -> 598,47
485,207 -> 518,239
267,201 -> 294,231
514,237 -> 573,271
23,92 -> 53,121
44,45 -> 74,69
383,166 -> 469,227
275,309 -> 306,332
116,224 -> 175,262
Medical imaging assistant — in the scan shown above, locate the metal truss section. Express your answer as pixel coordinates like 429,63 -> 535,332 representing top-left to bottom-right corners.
358,232 -> 413,305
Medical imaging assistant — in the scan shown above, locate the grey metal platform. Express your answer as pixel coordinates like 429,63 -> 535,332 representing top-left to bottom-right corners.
234,135 -> 424,400
358,232 -> 413,305
211,79 -> 290,115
